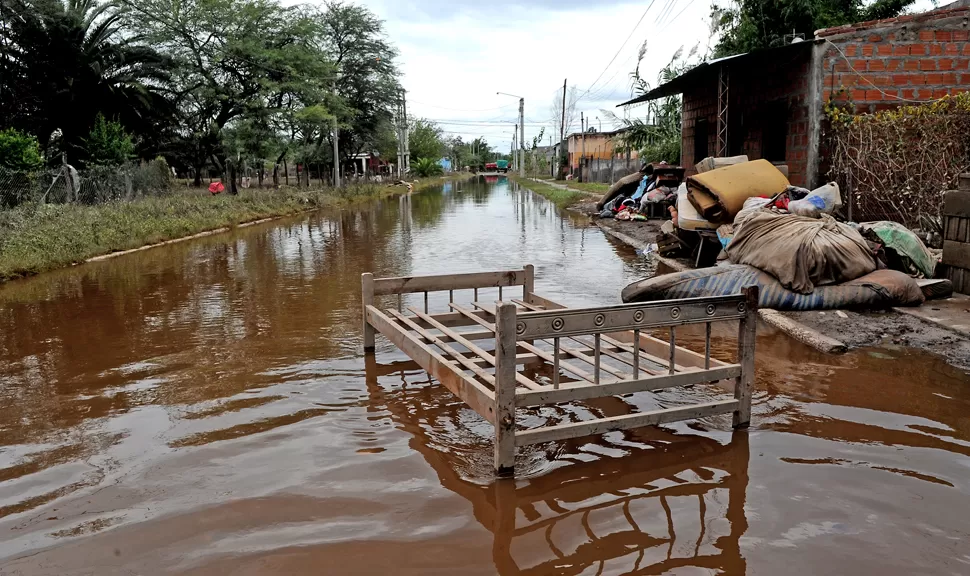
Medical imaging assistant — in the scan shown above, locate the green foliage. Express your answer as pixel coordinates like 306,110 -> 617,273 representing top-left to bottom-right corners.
84,115 -> 135,166
711,0 -> 914,57
0,128 -> 44,171
412,157 -> 444,177
409,119 -> 445,161
603,48 -> 690,164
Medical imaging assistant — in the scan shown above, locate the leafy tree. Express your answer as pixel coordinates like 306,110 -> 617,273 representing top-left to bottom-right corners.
603,47 -> 692,164
711,0 -> 914,57
319,1 -> 401,163
84,114 -> 135,166
408,119 -> 444,161
0,128 -> 44,171
0,0 -> 174,161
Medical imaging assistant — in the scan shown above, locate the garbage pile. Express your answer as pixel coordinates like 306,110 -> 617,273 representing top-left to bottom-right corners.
595,162 -> 685,221
622,156 -> 948,311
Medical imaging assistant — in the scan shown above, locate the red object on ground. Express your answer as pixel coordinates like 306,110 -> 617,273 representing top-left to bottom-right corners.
209,182 -> 225,195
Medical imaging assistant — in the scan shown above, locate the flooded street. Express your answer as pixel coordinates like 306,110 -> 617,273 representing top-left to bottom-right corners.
1,176 -> 969,575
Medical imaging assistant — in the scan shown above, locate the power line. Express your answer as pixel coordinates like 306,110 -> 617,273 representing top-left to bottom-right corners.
575,0 -> 658,103
661,0 -> 695,27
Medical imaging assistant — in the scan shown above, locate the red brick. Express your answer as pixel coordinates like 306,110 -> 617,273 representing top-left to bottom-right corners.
892,73 -> 910,85
839,74 -> 858,86
939,58 -> 954,70
869,34 -> 883,43
901,88 -> 916,99
862,44 -> 874,56
920,59 -> 937,70
919,30 -> 935,41
946,43 -> 960,55
886,59 -> 901,71
954,59 -> 970,70
865,90 -> 884,101
910,44 -> 928,55
870,75 -> 891,86
845,44 -> 858,56
876,44 -> 893,56
917,88 -> 934,99
954,30 -> 969,41
934,88 -> 949,98
851,59 -> 867,71
942,72 -> 958,84
869,60 -> 886,71
894,45 -> 910,55
904,59 -> 919,70
936,31 -> 953,42
964,44 -> 970,55
931,44 -> 945,56
925,72 -> 945,84
835,60 -> 849,72
851,88 -> 866,101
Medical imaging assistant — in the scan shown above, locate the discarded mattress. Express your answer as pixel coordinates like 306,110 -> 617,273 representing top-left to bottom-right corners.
686,159 -> 789,224
620,264 -> 925,310
596,171 -> 645,211
726,211 -> 876,294
676,183 -> 718,231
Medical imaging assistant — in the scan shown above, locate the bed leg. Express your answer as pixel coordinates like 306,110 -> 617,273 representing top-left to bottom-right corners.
362,273 -> 375,351
733,286 -> 759,428
494,302 -> 517,475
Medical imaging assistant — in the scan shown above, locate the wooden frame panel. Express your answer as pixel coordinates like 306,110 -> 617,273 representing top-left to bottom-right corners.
362,266 -> 758,476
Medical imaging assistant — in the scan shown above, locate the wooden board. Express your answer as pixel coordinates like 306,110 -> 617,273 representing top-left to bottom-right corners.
373,269 -> 529,296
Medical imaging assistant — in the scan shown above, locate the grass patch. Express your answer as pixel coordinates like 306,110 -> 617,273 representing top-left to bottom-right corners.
510,176 -> 587,209
0,175 -> 473,283
562,181 -> 610,195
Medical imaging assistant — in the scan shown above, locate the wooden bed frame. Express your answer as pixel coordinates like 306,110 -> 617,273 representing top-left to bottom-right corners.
362,265 -> 757,475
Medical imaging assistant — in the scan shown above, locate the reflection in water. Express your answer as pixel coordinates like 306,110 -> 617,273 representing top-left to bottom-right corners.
365,356 -> 750,575
0,177 -> 968,575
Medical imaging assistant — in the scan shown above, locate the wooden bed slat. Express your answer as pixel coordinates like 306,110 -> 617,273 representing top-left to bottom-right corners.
514,399 -> 739,446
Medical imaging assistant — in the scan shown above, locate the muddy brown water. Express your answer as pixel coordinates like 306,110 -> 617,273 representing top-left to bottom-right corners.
1,177 -> 969,575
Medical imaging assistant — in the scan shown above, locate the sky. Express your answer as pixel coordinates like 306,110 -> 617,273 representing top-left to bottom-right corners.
358,0 -> 715,154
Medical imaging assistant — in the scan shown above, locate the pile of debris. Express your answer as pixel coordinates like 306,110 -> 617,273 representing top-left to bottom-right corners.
621,156 -> 948,311
595,163 -> 685,221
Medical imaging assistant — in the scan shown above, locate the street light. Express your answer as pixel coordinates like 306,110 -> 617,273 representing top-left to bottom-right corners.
497,91 -> 525,177
595,116 -> 602,133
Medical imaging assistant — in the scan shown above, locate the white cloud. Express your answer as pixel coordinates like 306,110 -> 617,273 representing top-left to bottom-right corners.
356,0 -> 714,150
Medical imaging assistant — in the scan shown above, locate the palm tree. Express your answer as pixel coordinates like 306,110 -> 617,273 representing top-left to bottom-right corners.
0,0 -> 174,163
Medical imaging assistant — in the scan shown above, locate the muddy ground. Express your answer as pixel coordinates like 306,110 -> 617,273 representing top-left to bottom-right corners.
572,201 -> 662,249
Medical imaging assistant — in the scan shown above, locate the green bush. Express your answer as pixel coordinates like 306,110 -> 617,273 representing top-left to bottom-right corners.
84,114 -> 134,166
0,128 -> 44,171
412,157 -> 444,177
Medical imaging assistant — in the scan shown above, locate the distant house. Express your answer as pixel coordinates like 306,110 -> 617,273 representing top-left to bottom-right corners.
438,157 -> 453,172
619,3 -> 970,187
565,128 -> 640,183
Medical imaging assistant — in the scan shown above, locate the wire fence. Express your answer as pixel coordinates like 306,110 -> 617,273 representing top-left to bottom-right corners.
0,159 -> 175,209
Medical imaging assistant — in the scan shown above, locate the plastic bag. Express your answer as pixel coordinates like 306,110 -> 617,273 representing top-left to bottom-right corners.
788,183 -> 841,218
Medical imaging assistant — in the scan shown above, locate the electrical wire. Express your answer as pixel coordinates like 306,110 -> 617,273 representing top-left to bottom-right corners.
575,0 -> 658,103
663,0 -> 698,27
823,38 -> 932,103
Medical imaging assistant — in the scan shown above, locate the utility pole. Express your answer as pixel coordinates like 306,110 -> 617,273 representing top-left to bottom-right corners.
402,89 -> 410,175
580,112 -> 586,183
518,97 -> 524,178
333,120 -> 340,188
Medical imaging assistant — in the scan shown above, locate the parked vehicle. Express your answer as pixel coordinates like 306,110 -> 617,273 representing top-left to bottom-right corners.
485,160 -> 510,173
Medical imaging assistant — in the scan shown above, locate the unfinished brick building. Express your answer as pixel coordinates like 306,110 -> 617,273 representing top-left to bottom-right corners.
620,3 -> 970,188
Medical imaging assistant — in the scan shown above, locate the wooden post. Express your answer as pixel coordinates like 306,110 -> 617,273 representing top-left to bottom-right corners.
733,285 -> 759,428
362,273 -> 375,351
494,302 -> 518,475
523,264 -> 534,304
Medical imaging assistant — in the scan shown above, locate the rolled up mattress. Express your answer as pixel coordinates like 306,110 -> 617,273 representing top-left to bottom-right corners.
620,264 -> 924,311
686,159 -> 789,224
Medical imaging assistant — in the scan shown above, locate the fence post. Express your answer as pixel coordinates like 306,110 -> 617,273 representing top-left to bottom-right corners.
61,153 -> 74,203
733,286 -> 759,428
361,273 -> 375,351
494,302 -> 518,475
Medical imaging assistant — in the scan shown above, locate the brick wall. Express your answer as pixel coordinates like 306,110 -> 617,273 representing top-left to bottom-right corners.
680,47 -> 814,186
818,7 -> 970,111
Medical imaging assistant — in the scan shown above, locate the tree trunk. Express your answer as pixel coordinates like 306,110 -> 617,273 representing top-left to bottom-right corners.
284,160 -> 289,185
228,161 -> 238,195
273,164 -> 279,187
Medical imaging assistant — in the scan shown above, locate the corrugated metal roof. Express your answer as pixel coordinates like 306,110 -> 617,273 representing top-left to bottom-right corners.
617,40 -> 818,107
